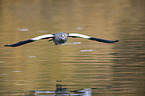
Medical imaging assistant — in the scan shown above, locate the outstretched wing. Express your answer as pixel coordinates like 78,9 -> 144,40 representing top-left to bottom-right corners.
4,34 -> 54,47
68,33 -> 119,43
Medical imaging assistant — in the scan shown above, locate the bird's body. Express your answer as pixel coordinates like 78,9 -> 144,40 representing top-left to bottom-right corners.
4,32 -> 119,47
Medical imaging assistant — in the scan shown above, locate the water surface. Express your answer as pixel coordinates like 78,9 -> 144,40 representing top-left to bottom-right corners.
0,0 -> 145,96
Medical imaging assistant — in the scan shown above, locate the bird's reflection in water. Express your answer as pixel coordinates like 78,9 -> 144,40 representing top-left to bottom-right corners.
28,83 -> 92,96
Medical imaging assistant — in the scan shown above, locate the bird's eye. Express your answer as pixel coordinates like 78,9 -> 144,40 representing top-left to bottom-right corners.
61,35 -> 64,37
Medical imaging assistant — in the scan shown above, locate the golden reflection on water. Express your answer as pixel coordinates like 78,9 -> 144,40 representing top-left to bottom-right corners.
0,0 -> 145,95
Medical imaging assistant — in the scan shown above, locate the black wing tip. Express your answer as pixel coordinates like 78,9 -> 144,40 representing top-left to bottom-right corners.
4,39 -> 34,47
89,37 -> 119,43
4,44 -> 19,47
114,40 -> 119,43
4,44 -> 11,47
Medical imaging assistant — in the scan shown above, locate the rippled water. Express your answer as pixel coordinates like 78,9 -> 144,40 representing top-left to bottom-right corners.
0,0 -> 145,96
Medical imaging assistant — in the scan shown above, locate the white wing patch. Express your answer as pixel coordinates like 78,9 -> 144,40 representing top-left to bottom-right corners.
69,33 -> 90,39
31,34 -> 54,41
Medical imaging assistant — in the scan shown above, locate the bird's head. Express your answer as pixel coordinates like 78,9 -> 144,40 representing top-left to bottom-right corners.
60,34 -> 67,40
53,32 -> 68,45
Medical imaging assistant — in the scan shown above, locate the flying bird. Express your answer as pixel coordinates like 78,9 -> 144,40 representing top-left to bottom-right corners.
4,32 -> 119,47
